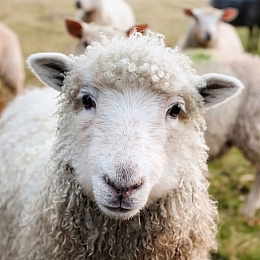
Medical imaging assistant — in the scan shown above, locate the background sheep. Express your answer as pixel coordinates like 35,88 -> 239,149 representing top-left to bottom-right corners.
0,86 -> 58,258
0,22 -> 25,112
178,6 -> 244,53
65,18 -> 148,54
185,48 -> 260,216
0,31 -> 243,259
74,0 -> 136,31
209,0 -> 260,52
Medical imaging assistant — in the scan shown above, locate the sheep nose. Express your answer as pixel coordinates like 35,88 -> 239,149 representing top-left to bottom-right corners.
205,32 -> 212,41
75,1 -> 81,8
83,41 -> 89,48
104,176 -> 142,196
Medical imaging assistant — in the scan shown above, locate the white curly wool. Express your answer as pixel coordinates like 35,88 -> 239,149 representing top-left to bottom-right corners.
0,31 -> 243,259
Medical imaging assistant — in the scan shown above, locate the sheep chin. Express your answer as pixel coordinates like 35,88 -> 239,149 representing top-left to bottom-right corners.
98,203 -> 142,220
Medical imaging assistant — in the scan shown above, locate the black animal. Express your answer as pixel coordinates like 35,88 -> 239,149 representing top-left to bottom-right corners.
210,0 -> 260,52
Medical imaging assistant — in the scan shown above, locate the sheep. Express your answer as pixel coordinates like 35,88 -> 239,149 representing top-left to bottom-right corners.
74,0 -> 136,31
0,31 -> 244,259
0,21 -> 24,111
65,18 -> 148,54
178,6 -> 244,53
210,0 -> 260,52
185,48 -> 260,216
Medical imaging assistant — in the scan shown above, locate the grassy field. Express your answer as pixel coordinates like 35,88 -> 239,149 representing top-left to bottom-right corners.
0,0 -> 259,259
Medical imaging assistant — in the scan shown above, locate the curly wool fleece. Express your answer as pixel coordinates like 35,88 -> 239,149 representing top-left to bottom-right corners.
67,31 -> 202,93
23,164 -> 217,260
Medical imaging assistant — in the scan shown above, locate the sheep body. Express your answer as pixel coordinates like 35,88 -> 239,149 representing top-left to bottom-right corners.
0,87 -> 58,258
0,32 -> 243,259
178,6 -> 244,53
0,22 -> 24,95
75,0 -> 135,31
186,49 -> 260,216
210,0 -> 260,51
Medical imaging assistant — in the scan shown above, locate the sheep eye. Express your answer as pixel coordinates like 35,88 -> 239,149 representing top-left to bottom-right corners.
83,41 -> 89,48
82,94 -> 96,109
168,103 -> 181,118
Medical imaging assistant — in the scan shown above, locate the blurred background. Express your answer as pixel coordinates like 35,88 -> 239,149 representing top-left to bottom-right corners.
0,0 -> 259,259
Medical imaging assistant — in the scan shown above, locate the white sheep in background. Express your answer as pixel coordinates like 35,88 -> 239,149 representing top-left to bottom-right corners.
65,18 -> 148,54
178,6 -> 244,53
74,0 -> 136,31
186,48 -> 260,216
0,31 -> 243,259
0,22 -> 24,95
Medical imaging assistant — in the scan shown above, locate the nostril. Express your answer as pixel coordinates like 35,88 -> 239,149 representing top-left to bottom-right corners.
104,176 -> 142,195
104,176 -> 111,185
75,1 -> 81,8
116,186 -> 129,194
205,32 -> 211,42
129,182 -> 142,191
83,41 -> 89,48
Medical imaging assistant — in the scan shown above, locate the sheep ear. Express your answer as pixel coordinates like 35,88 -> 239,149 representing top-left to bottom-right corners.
221,8 -> 238,22
126,24 -> 149,37
65,19 -> 83,39
27,53 -> 72,92
198,73 -> 244,109
183,8 -> 194,17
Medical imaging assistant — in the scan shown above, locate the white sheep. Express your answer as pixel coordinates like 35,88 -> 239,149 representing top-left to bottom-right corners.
178,6 -> 244,53
74,0 -> 136,31
0,21 -> 24,95
65,18 -> 148,54
186,48 -> 260,216
0,31 -> 243,259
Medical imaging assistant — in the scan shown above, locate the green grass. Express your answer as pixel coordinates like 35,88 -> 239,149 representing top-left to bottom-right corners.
188,51 -> 213,61
209,148 -> 260,260
0,0 -> 259,259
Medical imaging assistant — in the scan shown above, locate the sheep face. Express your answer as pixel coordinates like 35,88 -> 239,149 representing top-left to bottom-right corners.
184,7 -> 238,47
194,9 -> 221,45
27,32 -> 243,220
65,19 -> 122,52
73,85 -> 187,219
73,22 -> 107,49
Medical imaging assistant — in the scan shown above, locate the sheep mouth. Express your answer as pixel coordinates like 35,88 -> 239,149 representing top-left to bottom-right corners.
104,205 -> 132,213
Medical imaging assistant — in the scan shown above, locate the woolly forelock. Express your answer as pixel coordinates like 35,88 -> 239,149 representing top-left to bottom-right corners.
78,31 -> 202,92
17,32 -> 217,259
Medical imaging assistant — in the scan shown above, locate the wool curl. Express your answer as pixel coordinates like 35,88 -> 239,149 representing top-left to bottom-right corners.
66,31 -> 202,94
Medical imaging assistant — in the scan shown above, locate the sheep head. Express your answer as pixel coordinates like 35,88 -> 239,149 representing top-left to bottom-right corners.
65,19 -> 121,49
27,31 -> 243,220
65,18 -> 148,52
183,6 -> 238,46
